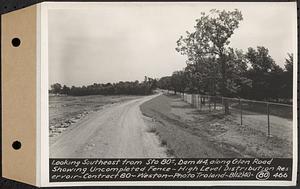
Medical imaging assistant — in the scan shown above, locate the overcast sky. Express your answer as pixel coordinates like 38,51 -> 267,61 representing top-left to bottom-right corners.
48,2 -> 297,87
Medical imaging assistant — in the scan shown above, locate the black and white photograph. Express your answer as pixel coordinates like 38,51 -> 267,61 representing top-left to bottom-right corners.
1,1 -> 298,187
48,2 -> 296,160
42,2 -> 298,185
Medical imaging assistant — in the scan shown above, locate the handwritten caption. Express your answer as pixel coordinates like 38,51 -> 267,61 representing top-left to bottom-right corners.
49,158 -> 292,182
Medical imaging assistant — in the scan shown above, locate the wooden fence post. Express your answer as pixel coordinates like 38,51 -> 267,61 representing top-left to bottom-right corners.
267,103 -> 270,137
209,96 -> 211,112
200,95 -> 202,111
240,99 -> 242,125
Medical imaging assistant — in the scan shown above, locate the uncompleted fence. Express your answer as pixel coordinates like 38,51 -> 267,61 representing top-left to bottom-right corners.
178,93 -> 293,138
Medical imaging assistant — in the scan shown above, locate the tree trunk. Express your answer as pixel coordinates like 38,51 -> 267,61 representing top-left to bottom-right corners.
224,99 -> 230,115
220,53 -> 230,115
213,79 -> 217,110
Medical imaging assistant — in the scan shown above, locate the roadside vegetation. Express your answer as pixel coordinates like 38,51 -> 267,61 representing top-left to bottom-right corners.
50,10 -> 293,106
49,9 -> 293,158
140,94 -> 292,158
141,9 -> 293,158
50,76 -> 157,96
157,9 -> 293,110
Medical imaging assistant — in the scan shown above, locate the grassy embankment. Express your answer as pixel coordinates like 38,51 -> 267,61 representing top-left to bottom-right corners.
140,94 -> 292,158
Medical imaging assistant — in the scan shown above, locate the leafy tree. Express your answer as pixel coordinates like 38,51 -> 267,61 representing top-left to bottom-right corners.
246,47 -> 280,73
176,9 -> 243,114
225,48 -> 251,96
284,53 -> 293,73
50,83 -> 62,94
157,76 -> 172,91
50,77 -> 157,96
282,53 -> 293,99
61,85 -> 70,95
171,71 -> 188,94
245,46 -> 283,101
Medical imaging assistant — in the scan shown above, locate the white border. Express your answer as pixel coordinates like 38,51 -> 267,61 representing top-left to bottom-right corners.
39,2 -> 50,187
36,3 -> 41,187
39,2 -> 298,187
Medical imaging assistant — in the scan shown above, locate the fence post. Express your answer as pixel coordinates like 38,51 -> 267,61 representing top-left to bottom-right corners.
209,96 -> 211,112
192,94 -> 194,107
193,94 -> 195,107
200,95 -> 202,111
239,98 -> 242,125
221,97 -> 224,112
267,103 -> 270,137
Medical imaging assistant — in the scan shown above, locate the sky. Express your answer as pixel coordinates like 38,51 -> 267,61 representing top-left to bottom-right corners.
48,2 -> 297,87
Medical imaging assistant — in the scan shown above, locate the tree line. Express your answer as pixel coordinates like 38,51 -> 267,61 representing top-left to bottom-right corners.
50,77 -> 157,96
157,9 -> 293,113
50,9 -> 293,113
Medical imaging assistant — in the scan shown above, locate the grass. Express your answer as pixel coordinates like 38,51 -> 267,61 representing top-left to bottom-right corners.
144,116 -> 175,157
231,102 -> 292,119
146,125 -> 157,133
161,139 -> 167,146
140,94 -> 292,158
140,95 -> 226,158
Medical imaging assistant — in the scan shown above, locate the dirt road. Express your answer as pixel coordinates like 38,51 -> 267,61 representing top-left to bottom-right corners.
50,94 -> 168,158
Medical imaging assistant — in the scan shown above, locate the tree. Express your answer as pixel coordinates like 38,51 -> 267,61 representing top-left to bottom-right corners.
176,9 -> 243,114
171,71 -> 188,94
50,83 -> 62,94
245,46 -> 283,101
284,53 -> 293,73
54,78 -> 157,96
225,48 -> 251,96
157,76 -> 172,91
61,85 -> 71,95
282,53 -> 293,99
246,47 -> 280,73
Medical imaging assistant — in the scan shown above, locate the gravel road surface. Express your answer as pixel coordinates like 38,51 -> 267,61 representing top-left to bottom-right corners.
50,94 -> 168,158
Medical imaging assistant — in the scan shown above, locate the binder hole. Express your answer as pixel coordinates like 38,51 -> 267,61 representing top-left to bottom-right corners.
11,38 -> 21,47
12,141 -> 21,150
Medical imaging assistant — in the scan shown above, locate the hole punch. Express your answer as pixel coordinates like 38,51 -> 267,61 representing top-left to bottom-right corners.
12,141 -> 21,150
11,38 -> 21,47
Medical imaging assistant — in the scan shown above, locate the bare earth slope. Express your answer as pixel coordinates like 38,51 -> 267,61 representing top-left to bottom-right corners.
50,94 -> 168,158
140,94 -> 292,158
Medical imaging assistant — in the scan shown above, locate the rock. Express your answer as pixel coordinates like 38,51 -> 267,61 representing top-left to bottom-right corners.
70,119 -> 77,123
56,128 -> 65,133
210,123 -> 221,127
